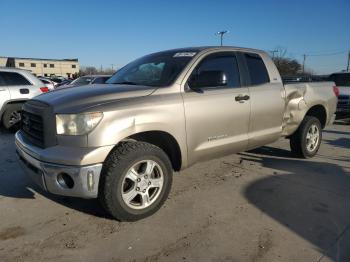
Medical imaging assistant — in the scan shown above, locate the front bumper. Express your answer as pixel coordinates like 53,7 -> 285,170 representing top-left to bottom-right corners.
15,133 -> 104,198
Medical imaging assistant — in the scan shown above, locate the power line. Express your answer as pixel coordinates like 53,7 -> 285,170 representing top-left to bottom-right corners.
292,50 -> 347,57
306,50 -> 347,57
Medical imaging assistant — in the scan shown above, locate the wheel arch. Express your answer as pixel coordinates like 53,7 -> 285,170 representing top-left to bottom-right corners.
127,131 -> 182,171
304,104 -> 327,128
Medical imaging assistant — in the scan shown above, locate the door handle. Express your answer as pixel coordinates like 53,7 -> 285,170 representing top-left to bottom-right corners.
235,95 -> 250,102
0,88 -> 6,91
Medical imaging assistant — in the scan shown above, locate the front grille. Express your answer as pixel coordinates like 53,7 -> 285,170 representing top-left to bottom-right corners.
21,111 -> 44,147
338,101 -> 349,105
20,100 -> 56,148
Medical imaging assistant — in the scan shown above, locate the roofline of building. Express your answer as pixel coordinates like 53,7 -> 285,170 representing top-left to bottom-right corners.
0,56 -> 78,62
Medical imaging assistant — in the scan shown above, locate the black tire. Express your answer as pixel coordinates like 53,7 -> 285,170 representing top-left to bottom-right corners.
290,116 -> 322,158
2,104 -> 23,130
98,141 -> 173,221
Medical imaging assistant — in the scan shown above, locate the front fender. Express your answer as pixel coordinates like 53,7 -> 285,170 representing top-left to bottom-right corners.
87,93 -> 188,168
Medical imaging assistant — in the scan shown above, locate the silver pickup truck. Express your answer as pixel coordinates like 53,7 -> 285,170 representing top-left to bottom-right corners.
15,46 -> 338,221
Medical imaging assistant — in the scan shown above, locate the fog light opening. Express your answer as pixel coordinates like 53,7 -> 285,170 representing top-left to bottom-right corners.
57,173 -> 74,189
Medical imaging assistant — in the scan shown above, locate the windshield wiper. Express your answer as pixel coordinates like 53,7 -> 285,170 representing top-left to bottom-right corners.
113,81 -> 139,85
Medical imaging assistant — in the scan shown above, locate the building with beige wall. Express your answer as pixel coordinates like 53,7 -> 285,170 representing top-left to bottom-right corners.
0,56 -> 79,78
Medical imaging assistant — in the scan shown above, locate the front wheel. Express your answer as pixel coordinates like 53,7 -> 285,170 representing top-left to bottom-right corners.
290,116 -> 322,158
98,141 -> 173,221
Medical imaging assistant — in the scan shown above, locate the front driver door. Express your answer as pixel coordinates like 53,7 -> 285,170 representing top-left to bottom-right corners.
182,52 -> 251,165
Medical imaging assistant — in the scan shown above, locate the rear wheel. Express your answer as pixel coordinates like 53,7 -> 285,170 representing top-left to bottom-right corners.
98,141 -> 173,221
2,104 -> 23,131
290,116 -> 322,158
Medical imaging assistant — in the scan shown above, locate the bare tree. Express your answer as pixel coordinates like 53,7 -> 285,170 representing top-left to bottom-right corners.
269,47 -> 310,76
79,66 -> 116,76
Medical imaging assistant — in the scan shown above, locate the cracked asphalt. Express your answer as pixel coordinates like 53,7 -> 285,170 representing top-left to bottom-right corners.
0,122 -> 349,262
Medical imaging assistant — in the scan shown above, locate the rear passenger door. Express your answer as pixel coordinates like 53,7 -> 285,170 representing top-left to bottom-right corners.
241,52 -> 285,149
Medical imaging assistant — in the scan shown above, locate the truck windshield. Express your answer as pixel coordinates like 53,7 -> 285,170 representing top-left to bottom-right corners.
107,51 -> 197,87
329,73 -> 350,86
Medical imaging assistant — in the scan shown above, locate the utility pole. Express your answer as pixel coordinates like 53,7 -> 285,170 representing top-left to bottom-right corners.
302,54 -> 307,74
270,50 -> 278,60
347,50 -> 350,72
111,64 -> 115,72
216,31 -> 228,46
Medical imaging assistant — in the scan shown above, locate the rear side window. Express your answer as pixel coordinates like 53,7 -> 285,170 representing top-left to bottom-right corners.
0,72 -> 32,86
245,53 -> 270,85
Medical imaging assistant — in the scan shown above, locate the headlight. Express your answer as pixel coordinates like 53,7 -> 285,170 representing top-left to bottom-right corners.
56,112 -> 103,135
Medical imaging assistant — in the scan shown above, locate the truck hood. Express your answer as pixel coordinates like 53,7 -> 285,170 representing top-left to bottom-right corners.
338,86 -> 350,96
33,84 -> 156,113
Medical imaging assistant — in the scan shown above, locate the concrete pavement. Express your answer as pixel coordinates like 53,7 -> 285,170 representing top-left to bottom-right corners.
0,122 -> 349,262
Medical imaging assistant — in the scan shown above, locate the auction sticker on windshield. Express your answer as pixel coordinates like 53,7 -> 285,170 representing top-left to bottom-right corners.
173,52 -> 197,57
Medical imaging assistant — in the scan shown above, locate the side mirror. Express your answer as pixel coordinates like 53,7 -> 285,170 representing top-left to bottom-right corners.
189,70 -> 228,89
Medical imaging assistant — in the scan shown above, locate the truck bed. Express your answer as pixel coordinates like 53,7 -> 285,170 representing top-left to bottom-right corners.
282,81 -> 337,136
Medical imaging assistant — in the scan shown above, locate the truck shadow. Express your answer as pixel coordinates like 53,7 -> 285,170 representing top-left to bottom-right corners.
0,131 -> 36,199
242,146 -> 350,261
0,131 -> 110,219
324,138 -> 350,150
323,129 -> 350,136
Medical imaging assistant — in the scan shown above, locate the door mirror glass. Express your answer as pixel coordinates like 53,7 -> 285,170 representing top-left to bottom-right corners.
189,70 -> 228,89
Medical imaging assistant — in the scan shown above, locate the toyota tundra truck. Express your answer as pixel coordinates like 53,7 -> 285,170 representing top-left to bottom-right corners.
15,47 -> 338,221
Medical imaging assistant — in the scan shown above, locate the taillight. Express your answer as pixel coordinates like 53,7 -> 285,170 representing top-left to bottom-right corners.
333,86 -> 339,97
40,87 -> 49,93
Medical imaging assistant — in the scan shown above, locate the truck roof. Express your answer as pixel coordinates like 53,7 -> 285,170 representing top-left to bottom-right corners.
149,46 -> 266,56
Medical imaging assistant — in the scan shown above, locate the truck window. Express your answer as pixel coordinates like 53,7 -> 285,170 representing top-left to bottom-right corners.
0,72 -> 32,86
245,53 -> 270,85
329,73 -> 350,86
188,54 -> 240,88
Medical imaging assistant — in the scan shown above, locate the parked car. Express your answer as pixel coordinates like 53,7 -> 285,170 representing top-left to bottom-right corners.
58,75 -> 111,89
55,79 -> 72,88
16,47 -> 337,221
328,72 -> 350,119
0,68 -> 49,130
38,77 -> 56,90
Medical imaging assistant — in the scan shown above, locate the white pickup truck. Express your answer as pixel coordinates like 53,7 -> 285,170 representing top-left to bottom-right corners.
16,46 -> 338,221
